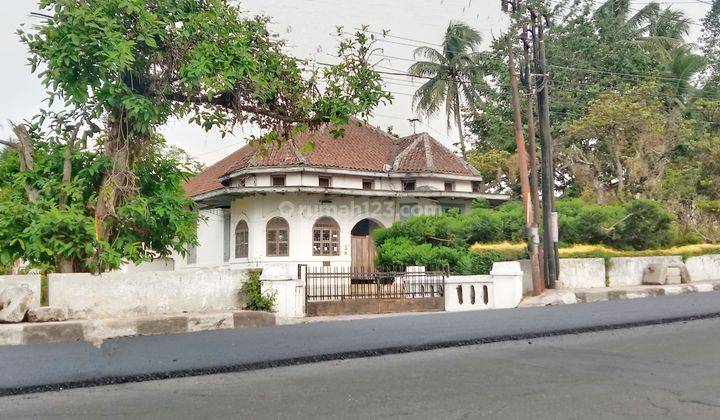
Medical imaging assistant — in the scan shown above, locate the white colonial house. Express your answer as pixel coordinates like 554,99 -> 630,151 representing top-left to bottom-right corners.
174,120 -> 507,273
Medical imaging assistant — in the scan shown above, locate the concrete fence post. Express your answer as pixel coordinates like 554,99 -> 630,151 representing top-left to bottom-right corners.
490,261 -> 524,309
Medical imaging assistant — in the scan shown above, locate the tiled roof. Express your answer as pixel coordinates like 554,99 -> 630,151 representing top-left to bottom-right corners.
184,121 -> 481,198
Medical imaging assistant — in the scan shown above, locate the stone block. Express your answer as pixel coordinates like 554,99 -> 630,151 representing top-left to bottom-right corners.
136,316 -> 188,335
233,311 -> 276,328
609,256 -> 683,287
575,290 -> 609,303
23,321 -> 84,344
0,275 -> 42,308
0,286 -> 33,323
666,267 -> 682,285
643,263 -> 668,285
0,324 -> 25,346
519,290 -> 577,307
84,318 -> 138,345
187,313 -> 234,332
27,307 -> 69,323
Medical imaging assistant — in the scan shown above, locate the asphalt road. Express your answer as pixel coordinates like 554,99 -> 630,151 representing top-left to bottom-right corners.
3,317 -> 720,419
3,292 -> 720,395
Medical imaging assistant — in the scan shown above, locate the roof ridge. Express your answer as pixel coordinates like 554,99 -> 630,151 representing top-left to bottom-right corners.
424,134 -> 480,175
392,134 -> 425,171
422,133 -> 434,169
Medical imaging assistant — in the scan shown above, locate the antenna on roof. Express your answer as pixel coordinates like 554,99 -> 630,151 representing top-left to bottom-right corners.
408,118 -> 420,134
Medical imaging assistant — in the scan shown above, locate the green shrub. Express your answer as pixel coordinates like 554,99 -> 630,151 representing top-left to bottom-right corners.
375,236 -> 462,269
462,247 -> 529,275
496,201 -> 526,243
615,199 -> 673,250
464,209 -> 503,244
240,270 -> 275,312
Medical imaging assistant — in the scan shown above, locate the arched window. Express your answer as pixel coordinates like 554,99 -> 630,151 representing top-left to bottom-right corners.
266,217 -> 289,257
235,220 -> 249,258
313,217 -> 340,256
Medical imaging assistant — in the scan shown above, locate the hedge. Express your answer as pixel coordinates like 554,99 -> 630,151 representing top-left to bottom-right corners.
374,198 -> 680,275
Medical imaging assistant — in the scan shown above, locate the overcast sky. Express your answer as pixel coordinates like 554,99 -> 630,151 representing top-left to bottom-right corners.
0,1 -> 711,165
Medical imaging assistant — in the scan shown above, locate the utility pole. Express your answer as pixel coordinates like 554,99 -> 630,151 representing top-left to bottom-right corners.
506,35 -> 542,296
502,0 -> 545,294
532,9 -> 559,289
521,27 -> 544,295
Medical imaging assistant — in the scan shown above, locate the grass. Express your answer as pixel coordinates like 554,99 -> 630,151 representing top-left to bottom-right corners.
470,242 -> 720,260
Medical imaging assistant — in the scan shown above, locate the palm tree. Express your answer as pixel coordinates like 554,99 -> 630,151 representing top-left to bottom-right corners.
662,45 -> 706,107
408,22 -> 485,158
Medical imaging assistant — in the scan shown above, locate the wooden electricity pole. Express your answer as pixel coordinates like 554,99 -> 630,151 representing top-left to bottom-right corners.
506,36 -> 542,296
521,28 -> 544,295
503,0 -> 556,290
532,10 -> 559,289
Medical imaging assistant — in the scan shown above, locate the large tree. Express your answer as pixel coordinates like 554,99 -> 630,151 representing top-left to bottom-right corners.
13,0 -> 390,271
407,21 -> 486,158
561,85 -> 688,203
0,112 -> 201,273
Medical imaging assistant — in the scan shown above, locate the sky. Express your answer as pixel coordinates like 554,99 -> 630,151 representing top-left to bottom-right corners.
0,0 -> 711,165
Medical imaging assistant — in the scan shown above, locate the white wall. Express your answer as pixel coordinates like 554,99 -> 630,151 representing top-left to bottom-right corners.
228,194 -> 401,270
686,255 -> 720,282
607,256 -> 684,287
48,267 -> 249,318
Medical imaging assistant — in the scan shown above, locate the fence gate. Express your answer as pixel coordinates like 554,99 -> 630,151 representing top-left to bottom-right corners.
303,267 -> 446,316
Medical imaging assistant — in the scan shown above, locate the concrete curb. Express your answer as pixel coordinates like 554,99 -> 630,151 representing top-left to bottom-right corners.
0,311 -> 276,347
574,281 -> 720,304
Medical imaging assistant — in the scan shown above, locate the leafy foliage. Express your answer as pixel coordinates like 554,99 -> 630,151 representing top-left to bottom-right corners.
374,198 -> 677,274
16,0 -> 391,259
0,125 -> 200,272
240,270 -> 275,312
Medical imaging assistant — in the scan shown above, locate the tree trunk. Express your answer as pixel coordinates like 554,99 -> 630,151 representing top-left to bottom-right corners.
94,135 -> 130,245
56,257 -> 75,273
453,95 -> 467,159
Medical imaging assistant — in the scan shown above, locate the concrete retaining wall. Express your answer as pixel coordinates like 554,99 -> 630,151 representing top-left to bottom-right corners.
558,258 -> 606,289
511,258 -> 606,291
0,275 -> 42,308
607,256 -> 684,287
685,255 -> 720,282
49,268 -> 249,318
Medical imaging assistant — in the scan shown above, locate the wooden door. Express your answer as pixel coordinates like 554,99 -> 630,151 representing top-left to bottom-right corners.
351,235 -> 376,271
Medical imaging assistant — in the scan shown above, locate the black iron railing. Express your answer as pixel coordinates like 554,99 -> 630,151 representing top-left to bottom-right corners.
304,267 -> 446,302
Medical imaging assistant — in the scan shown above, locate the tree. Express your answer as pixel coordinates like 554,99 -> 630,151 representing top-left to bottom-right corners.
0,113 -> 201,273
702,0 -> 720,82
17,0 -> 390,269
407,21 -> 486,158
561,85 -> 688,202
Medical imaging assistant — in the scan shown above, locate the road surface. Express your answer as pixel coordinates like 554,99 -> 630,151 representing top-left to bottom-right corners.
3,317 -> 720,419
3,292 -> 720,395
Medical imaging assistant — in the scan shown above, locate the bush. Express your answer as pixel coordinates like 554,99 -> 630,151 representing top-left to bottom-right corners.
464,209 -> 503,244
373,198 -> 679,275
615,199 -> 673,250
375,236 -> 461,269
240,270 -> 275,312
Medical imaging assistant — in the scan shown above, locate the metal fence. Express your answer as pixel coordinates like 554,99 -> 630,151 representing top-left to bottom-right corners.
304,267 -> 446,302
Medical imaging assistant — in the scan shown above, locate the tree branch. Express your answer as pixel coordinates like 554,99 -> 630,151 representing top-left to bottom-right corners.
167,92 -> 316,125
12,124 -> 39,203
0,139 -> 18,149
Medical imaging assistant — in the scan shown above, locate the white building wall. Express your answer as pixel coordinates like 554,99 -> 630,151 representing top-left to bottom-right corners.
228,194 -> 401,271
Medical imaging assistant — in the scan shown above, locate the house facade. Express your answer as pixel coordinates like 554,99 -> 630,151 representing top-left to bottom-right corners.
177,121 -> 507,272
